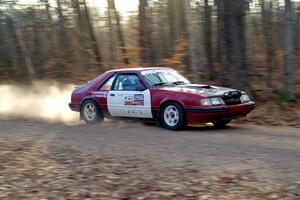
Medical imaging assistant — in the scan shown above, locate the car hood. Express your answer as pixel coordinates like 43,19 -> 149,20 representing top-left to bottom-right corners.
156,84 -> 240,97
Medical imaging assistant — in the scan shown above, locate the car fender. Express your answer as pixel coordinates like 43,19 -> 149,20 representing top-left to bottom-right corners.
150,90 -> 187,119
160,98 -> 185,110
80,94 -> 98,105
80,95 -> 102,111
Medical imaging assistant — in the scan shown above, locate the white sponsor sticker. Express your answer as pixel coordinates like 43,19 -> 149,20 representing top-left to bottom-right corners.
92,91 -> 107,98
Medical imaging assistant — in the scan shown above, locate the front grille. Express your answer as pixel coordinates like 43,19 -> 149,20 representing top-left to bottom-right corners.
222,91 -> 242,105
223,98 -> 241,105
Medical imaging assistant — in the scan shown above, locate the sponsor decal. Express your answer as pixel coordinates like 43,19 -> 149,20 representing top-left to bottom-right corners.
124,94 -> 144,106
92,91 -> 107,98
124,95 -> 134,101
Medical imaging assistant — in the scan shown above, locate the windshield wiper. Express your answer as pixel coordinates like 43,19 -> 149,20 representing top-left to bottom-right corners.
152,82 -> 167,87
172,81 -> 186,85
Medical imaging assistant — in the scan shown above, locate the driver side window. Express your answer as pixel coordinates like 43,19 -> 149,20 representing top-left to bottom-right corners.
113,74 -> 145,91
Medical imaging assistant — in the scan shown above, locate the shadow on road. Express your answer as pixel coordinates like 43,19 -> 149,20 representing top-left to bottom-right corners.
140,119 -> 246,132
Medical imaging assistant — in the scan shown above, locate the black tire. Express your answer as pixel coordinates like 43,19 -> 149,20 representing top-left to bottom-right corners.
160,102 -> 187,131
212,119 -> 231,128
81,100 -> 103,124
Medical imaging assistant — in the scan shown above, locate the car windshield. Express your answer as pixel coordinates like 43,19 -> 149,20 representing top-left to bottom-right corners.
142,69 -> 190,87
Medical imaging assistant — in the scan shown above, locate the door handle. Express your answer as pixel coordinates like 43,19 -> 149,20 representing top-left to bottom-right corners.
110,93 -> 115,97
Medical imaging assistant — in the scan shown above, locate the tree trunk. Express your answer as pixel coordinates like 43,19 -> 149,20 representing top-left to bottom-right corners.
262,0 -> 274,98
72,0 -> 88,67
167,0 -> 181,51
283,0 -> 295,100
3,18 -> 19,71
56,0 -> 67,69
31,8 -> 43,67
107,0 -> 115,67
228,0 -> 248,91
183,0 -> 199,83
43,0 -> 54,57
238,1 -> 249,92
203,0 -> 213,81
216,0 -> 229,86
108,0 -> 130,65
83,0 -> 103,66
9,12 -> 35,78
228,11 -> 242,89
139,0 -> 154,66
158,2 -> 171,59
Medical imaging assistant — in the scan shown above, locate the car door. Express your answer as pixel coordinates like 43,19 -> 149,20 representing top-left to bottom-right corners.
107,73 -> 152,118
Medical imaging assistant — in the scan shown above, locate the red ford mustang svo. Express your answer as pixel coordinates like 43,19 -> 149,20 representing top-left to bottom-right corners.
69,67 -> 255,130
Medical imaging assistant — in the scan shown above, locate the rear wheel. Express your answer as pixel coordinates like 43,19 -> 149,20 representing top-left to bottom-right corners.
160,102 -> 186,131
81,100 -> 103,124
212,119 -> 231,128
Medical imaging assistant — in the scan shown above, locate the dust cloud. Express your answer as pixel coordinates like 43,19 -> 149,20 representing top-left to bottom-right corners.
0,82 -> 79,125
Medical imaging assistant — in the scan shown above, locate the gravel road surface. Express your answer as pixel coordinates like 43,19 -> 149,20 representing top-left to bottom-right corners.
0,119 -> 299,199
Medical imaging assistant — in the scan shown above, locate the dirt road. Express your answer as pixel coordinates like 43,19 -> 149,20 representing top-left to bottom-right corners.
0,119 -> 299,199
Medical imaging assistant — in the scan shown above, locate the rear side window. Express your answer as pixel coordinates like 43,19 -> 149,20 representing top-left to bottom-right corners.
98,74 -> 116,91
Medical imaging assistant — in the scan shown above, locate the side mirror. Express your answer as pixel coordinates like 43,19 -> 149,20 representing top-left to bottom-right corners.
135,85 -> 146,91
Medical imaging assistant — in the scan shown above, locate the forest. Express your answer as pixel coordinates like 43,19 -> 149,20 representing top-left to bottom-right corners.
0,0 -> 299,102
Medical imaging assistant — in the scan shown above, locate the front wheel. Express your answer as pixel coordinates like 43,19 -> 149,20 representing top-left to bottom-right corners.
212,119 -> 231,128
160,102 -> 187,131
81,100 -> 103,124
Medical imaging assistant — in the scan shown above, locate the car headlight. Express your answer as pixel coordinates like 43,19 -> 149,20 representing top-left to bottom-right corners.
200,98 -> 225,106
210,97 -> 224,106
240,94 -> 250,103
200,98 -> 212,106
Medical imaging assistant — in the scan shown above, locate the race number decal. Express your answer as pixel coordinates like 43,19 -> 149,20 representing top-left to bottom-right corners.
124,94 -> 144,106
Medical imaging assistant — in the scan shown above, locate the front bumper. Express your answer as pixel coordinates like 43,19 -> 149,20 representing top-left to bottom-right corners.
185,102 -> 255,123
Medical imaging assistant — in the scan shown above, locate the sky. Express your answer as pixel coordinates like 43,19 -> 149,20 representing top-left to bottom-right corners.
93,0 -> 138,16
19,0 -> 138,17
17,0 -> 300,16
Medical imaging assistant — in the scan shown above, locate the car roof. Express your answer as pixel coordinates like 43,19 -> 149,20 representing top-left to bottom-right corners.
107,67 -> 173,73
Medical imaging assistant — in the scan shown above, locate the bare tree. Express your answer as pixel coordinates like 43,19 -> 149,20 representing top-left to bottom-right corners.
2,17 -> 18,71
72,0 -> 88,66
262,0 -> 274,97
216,0 -> 229,86
156,0 -> 171,59
227,0 -> 249,91
183,0 -> 199,83
106,0 -> 115,67
0,0 -> 297,101
167,0 -> 182,51
108,0 -> 130,65
139,0 -> 155,66
83,0 -> 103,66
41,0 -> 54,57
9,11 -> 35,77
283,0 -> 295,100
56,0 -> 67,69
202,0 -> 213,81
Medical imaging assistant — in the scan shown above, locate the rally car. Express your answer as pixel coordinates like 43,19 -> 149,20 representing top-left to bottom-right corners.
69,67 -> 255,130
